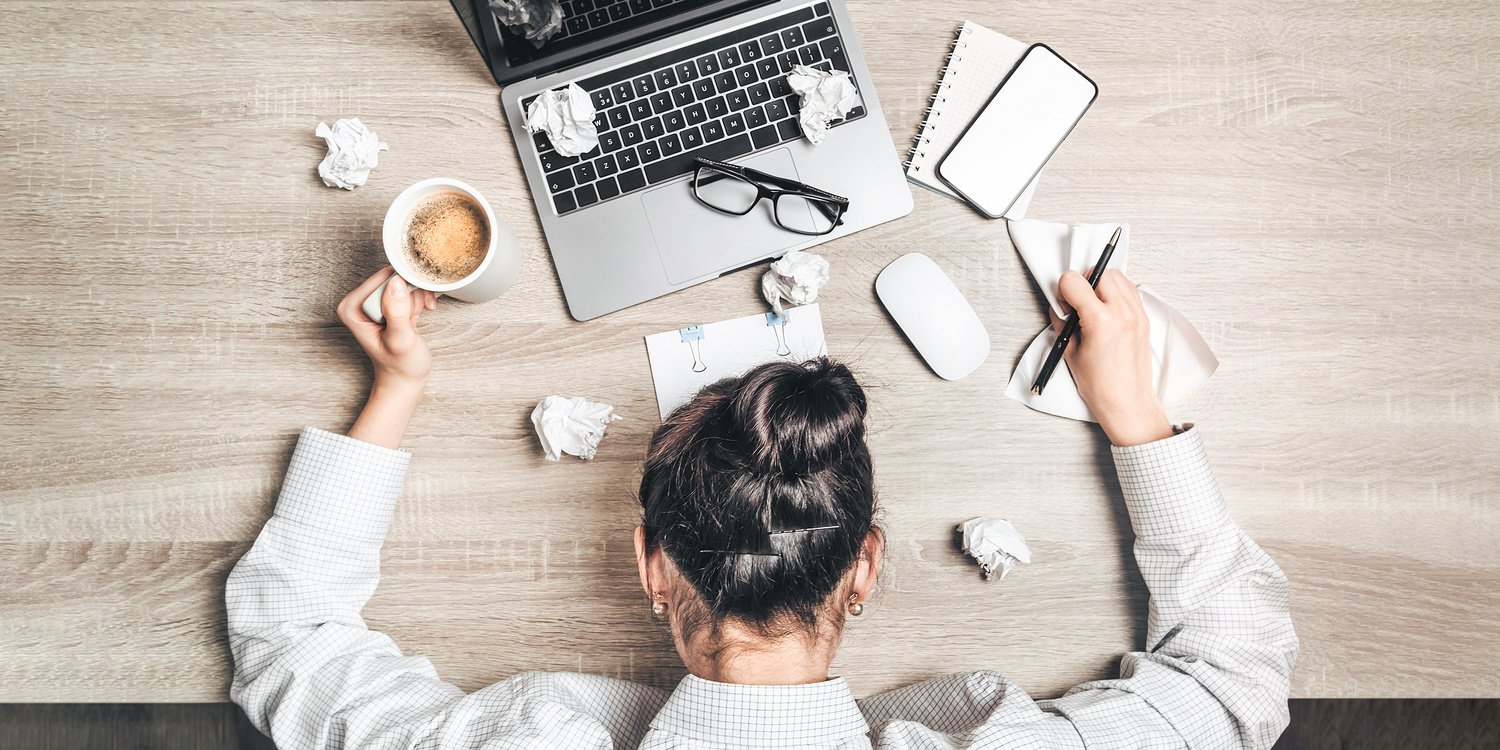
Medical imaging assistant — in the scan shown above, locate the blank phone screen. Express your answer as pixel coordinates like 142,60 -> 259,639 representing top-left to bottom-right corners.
938,45 -> 1097,217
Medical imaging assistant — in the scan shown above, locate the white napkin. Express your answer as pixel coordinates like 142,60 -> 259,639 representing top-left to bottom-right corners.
760,249 -> 830,313
785,65 -> 860,145
959,517 -> 1031,580
489,0 -> 564,46
530,395 -> 621,461
314,118 -> 388,190
523,83 -> 599,157
1004,219 -> 1219,422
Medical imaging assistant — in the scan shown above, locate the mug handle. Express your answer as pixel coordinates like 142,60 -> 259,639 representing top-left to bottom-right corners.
360,276 -> 436,324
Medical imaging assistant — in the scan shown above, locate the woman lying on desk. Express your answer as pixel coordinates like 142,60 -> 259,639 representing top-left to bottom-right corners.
227,268 -> 1297,749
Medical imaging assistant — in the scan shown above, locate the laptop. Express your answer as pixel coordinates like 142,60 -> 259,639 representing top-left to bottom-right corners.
453,0 -> 913,320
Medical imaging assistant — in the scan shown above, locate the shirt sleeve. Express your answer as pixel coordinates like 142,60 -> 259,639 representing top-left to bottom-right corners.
226,427 -> 467,749
1038,426 -> 1300,749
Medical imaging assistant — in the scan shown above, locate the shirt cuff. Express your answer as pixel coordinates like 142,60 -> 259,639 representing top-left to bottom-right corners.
1109,425 -> 1231,539
271,427 -> 411,543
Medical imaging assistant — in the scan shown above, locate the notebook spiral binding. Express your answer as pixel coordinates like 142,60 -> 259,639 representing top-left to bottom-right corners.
902,26 -> 970,171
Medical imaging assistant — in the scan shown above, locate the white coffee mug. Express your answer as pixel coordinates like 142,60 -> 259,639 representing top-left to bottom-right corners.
361,177 -> 521,323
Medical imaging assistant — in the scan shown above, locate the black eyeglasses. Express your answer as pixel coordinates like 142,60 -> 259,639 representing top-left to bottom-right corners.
691,158 -> 849,236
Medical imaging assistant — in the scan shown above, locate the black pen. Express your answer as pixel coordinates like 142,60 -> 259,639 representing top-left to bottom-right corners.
1031,226 -> 1122,396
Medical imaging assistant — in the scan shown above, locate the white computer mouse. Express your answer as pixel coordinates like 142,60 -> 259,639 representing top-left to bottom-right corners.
875,253 -> 990,380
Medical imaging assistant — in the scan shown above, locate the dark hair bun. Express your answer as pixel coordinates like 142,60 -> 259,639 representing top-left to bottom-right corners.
639,357 -> 876,634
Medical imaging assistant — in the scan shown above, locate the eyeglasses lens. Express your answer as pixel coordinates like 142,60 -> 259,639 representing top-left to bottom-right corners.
775,193 -> 841,235
694,166 -> 760,214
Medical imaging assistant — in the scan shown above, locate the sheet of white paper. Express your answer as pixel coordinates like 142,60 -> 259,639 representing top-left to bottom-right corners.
786,65 -> 861,145
1004,219 -> 1217,422
760,249 -> 830,314
523,82 -> 599,157
489,0 -> 564,46
1005,284 -> 1219,422
645,304 -> 828,419
530,395 -> 621,461
959,517 -> 1031,579
314,118 -> 388,190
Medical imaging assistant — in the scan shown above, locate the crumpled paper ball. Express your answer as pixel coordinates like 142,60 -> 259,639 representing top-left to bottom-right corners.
523,82 -> 600,158
314,118 -> 388,190
785,64 -> 860,145
959,517 -> 1032,580
489,0 -> 564,46
760,249 -> 830,313
531,395 -> 621,461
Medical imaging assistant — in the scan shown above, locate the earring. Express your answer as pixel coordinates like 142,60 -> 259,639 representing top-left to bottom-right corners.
651,592 -> 667,617
848,593 -> 864,617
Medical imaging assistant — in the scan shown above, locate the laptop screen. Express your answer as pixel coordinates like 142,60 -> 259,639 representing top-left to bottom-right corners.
471,0 -> 769,85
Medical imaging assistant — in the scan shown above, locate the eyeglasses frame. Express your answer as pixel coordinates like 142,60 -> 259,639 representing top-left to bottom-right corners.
690,157 -> 849,236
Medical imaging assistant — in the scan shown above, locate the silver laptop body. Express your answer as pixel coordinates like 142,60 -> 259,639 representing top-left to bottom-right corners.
499,0 -> 912,320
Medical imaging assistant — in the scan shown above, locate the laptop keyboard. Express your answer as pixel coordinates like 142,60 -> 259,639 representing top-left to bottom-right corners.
522,2 -> 866,216
554,0 -> 694,45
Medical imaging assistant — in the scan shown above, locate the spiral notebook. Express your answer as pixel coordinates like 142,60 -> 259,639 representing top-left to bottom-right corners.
904,21 -> 1040,220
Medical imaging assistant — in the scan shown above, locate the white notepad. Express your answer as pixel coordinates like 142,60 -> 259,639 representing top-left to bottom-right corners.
904,21 -> 1040,220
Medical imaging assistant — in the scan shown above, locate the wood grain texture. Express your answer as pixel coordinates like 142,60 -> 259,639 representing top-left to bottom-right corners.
1,0 -> 1496,702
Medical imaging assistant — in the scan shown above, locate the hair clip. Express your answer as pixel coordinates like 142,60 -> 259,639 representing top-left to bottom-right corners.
700,525 -> 839,556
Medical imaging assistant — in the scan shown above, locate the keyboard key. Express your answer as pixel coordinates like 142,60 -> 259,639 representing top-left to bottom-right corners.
540,151 -> 579,172
617,148 -> 641,170
621,123 -> 644,147
596,176 -> 620,201
770,75 -> 791,98
553,190 -> 577,214
761,34 -> 784,55
660,133 -> 683,156
735,64 -> 758,87
782,26 -> 804,48
685,103 -> 708,125
680,125 -> 703,149
705,96 -> 728,119
663,110 -> 687,131
751,124 -> 780,149
573,161 -> 597,184
748,82 -> 771,105
739,41 -> 762,62
588,9 -> 610,27
629,99 -> 653,121
765,98 -> 789,122
573,0 -> 594,12
610,81 -> 634,103
617,168 -> 646,193
593,110 -> 609,132
756,58 -> 780,80
693,78 -> 716,101
566,16 -> 589,35
718,47 -> 741,69
776,51 -> 800,73
696,54 -> 719,75
713,70 -> 737,94
638,140 -> 661,163
813,3 -> 832,18
724,112 -> 747,135
654,68 -> 677,89
797,43 -> 820,66
746,105 -> 767,129
641,116 -> 664,139
671,84 -> 694,108
630,0 -> 652,11
652,0 -> 673,7
820,37 -> 848,71
776,118 -> 800,141
645,134 -> 753,185
609,2 -> 629,21
607,105 -> 631,129
596,153 -> 619,177
632,75 -> 656,97
548,169 -> 575,193
599,131 -> 623,153
590,88 -> 613,110
674,61 -> 698,83
650,91 -> 674,114
575,183 -> 599,207
702,119 -> 725,141
727,90 -> 750,111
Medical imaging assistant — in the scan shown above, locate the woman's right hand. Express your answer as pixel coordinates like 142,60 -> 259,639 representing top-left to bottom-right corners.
1055,269 -> 1174,447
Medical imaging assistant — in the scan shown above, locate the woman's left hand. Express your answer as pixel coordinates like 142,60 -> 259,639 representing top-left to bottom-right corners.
337,267 -> 439,393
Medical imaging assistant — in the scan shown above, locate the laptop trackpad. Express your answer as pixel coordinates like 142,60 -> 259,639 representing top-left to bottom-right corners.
643,148 -> 809,285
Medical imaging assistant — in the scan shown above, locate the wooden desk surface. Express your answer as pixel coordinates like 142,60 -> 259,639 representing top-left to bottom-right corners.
2,0 -> 1497,702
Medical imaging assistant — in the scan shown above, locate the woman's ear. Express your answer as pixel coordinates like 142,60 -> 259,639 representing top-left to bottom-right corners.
634,526 -> 667,599
850,528 -> 884,602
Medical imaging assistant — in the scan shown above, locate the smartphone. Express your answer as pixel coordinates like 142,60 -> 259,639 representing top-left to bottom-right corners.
938,44 -> 1098,218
